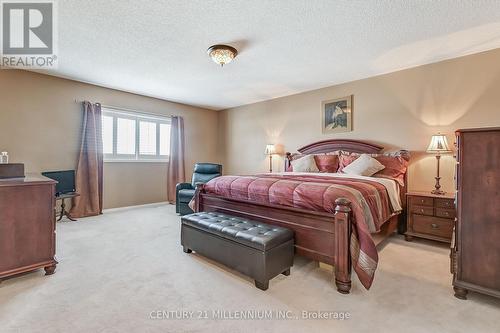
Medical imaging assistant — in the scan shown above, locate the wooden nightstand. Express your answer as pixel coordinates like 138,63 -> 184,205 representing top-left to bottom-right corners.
405,191 -> 455,243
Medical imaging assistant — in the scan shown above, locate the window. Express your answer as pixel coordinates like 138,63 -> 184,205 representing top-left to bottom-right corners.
101,107 -> 171,162
159,123 -> 170,156
139,121 -> 156,155
102,115 -> 114,154
117,118 -> 136,155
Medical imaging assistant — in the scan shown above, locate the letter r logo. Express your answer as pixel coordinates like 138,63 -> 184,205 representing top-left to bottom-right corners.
2,2 -> 53,54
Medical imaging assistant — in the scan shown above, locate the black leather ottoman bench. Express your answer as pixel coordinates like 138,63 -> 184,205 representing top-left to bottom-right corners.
181,212 -> 294,290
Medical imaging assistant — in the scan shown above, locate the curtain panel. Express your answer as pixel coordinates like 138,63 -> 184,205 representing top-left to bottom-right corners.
70,101 -> 104,217
167,116 -> 186,203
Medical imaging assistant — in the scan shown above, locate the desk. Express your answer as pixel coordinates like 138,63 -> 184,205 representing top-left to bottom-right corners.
0,175 -> 58,282
56,192 -> 80,221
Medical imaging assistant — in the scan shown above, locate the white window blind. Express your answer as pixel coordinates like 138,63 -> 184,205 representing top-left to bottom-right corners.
159,123 -> 171,156
139,121 -> 157,155
117,118 -> 136,155
102,115 -> 114,154
101,107 -> 171,162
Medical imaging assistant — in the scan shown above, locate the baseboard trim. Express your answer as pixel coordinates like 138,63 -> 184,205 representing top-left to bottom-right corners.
103,201 -> 170,213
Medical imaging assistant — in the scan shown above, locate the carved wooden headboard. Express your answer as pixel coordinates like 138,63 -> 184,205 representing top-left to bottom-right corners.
284,139 -> 384,169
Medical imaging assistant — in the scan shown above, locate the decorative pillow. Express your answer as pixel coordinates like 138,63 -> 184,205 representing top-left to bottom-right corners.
286,152 -> 340,172
290,154 -> 320,172
339,150 -> 409,186
371,154 -> 409,185
314,154 -> 339,173
286,153 -> 304,171
342,154 -> 385,176
338,154 -> 358,172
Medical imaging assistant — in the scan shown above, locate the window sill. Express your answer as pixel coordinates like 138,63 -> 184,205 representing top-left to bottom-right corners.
104,159 -> 169,163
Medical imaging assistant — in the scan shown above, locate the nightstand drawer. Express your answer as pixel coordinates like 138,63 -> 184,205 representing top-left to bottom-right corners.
409,196 -> 433,207
435,208 -> 455,219
412,215 -> 453,239
435,198 -> 454,209
410,205 -> 434,216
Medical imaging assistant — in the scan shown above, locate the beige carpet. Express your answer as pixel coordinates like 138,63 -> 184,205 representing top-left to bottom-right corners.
1,204 -> 499,333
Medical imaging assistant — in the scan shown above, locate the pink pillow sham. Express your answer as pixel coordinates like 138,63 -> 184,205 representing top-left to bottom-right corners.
314,155 -> 339,173
287,153 -> 339,173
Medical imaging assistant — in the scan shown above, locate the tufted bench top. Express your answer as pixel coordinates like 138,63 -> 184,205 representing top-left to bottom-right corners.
181,212 -> 294,251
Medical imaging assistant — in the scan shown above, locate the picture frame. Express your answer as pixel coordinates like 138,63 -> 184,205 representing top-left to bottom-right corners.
321,95 -> 353,134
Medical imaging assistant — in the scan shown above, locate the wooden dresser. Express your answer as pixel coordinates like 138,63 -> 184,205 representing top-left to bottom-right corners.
405,191 -> 455,243
452,127 -> 500,300
0,175 -> 58,282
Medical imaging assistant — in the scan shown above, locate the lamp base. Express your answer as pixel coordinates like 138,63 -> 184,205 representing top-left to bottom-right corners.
431,189 -> 446,195
432,170 -> 445,195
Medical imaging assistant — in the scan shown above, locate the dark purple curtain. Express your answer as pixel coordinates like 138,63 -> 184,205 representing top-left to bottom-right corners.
167,116 -> 185,203
70,101 -> 104,217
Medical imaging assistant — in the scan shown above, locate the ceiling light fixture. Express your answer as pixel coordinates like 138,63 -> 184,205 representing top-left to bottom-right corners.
207,44 -> 238,67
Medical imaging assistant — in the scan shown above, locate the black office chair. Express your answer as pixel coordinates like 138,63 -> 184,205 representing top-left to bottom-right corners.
176,163 -> 222,215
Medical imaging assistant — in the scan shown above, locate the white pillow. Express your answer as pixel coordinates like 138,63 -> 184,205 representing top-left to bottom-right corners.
342,154 -> 385,177
291,155 -> 319,172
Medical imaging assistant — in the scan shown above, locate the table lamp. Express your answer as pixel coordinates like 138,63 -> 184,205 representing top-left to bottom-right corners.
264,144 -> 276,173
427,133 -> 452,195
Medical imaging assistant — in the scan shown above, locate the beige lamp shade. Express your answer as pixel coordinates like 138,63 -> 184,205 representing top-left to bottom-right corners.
427,134 -> 452,153
264,144 -> 276,155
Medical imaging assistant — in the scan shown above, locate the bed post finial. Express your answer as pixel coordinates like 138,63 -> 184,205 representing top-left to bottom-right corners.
334,198 -> 352,294
335,198 -> 351,212
194,183 -> 205,212
285,152 -> 293,171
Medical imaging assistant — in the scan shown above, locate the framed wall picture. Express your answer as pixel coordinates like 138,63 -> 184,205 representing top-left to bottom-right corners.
321,95 -> 353,134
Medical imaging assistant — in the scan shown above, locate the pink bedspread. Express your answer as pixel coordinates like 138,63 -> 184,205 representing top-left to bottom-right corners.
201,173 -> 397,289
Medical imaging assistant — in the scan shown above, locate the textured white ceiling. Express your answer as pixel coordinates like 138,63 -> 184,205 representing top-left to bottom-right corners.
41,0 -> 500,110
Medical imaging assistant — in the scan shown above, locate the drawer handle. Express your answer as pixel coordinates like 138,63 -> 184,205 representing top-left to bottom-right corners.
431,223 -> 439,229
420,209 -> 425,214
443,212 -> 449,216
421,199 -> 425,204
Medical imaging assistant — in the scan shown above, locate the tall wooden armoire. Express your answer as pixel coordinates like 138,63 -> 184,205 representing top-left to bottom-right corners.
452,127 -> 500,299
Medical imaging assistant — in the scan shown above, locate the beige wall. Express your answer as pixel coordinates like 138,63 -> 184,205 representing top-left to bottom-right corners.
0,70 -> 220,209
219,48 -> 500,193
2,48 -> 500,208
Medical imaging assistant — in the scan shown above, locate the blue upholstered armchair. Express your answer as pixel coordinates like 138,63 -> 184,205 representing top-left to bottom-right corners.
176,163 -> 222,215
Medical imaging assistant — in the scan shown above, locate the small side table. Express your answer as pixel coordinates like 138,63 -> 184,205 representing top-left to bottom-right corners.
56,192 -> 80,221
405,191 -> 455,243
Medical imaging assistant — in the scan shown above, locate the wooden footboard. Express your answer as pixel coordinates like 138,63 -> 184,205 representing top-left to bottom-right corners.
194,184 -> 354,293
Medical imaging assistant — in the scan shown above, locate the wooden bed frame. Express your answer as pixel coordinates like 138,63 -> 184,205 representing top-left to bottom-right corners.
193,139 -> 407,294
